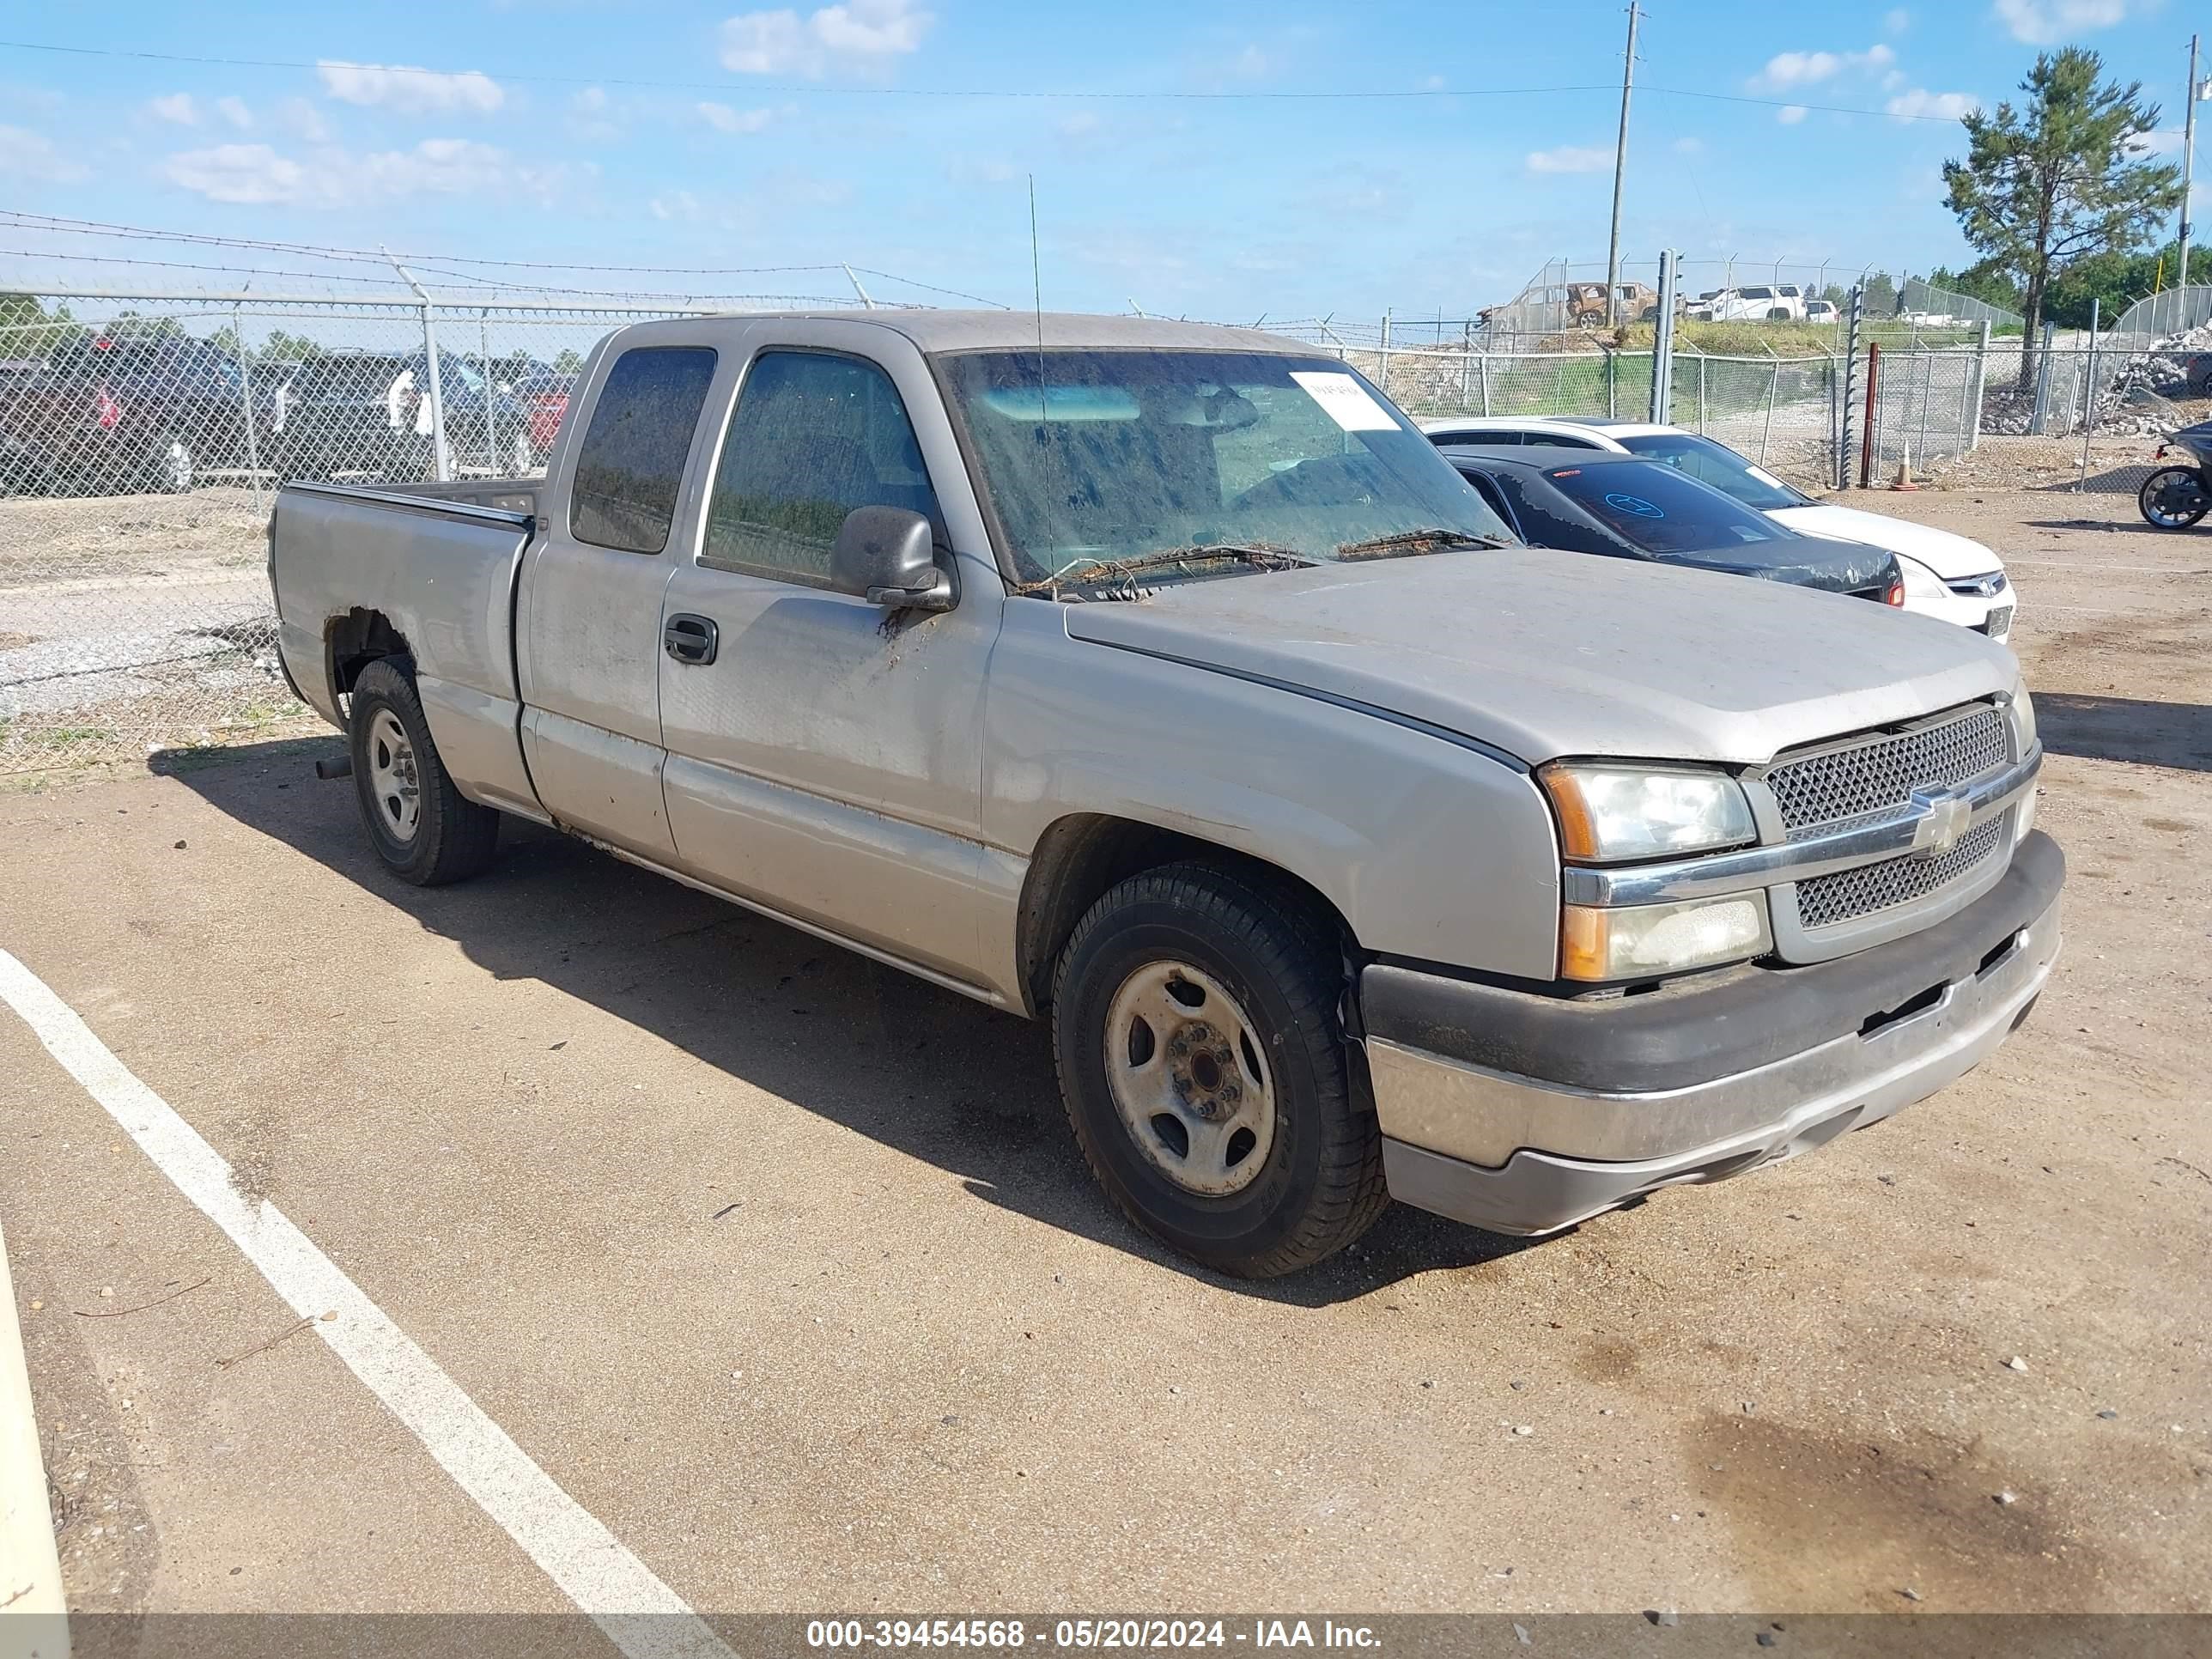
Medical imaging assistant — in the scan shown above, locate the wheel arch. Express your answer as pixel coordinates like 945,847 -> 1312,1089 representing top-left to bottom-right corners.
324,608 -> 415,718
1014,812 -> 1358,1019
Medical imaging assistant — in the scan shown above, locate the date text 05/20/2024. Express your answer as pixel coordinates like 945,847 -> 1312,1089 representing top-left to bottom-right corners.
805,1620 -> 1382,1650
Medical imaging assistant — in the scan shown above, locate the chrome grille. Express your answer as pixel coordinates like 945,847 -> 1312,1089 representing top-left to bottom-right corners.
1766,705 -> 2008,832
1795,811 -> 2010,929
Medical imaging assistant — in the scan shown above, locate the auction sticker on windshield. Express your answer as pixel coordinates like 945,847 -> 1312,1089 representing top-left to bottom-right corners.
1288,371 -> 1397,432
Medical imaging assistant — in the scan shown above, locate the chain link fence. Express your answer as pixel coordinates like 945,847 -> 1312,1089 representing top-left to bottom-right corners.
0,290 -> 784,775
0,283 -> 2039,776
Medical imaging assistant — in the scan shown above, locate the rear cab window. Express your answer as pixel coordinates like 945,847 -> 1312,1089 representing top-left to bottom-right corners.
568,346 -> 719,554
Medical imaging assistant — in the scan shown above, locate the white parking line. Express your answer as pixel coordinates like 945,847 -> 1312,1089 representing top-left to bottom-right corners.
0,947 -> 733,1659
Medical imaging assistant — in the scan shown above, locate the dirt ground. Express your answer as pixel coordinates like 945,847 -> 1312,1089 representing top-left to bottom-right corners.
1,456 -> 2207,1623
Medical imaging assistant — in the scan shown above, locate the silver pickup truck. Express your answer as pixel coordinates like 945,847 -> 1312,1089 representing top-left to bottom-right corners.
267,311 -> 2062,1277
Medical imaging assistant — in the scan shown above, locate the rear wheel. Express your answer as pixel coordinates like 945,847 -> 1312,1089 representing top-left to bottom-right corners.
1051,862 -> 1388,1278
347,657 -> 500,885
2138,465 -> 2210,529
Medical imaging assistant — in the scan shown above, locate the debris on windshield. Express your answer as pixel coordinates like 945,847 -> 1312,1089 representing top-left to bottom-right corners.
1334,527 -> 1511,561
1014,543 -> 1312,600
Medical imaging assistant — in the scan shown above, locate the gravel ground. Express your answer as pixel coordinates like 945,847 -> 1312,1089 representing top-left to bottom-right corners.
0,476 -> 2206,1621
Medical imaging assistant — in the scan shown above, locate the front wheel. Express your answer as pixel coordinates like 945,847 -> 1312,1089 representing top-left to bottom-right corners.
348,658 -> 501,885
2139,465 -> 2210,529
1051,862 -> 1388,1278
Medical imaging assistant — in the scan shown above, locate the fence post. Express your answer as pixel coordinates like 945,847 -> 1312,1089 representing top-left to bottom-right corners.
1648,247 -> 1679,423
1914,350 -> 1933,476
1859,342 -> 1881,488
1968,320 -> 1990,452
479,310 -> 500,477
1696,350 -> 1708,433
1759,349 -> 1780,464
1838,285 -> 1863,489
2076,297 -> 2100,492
2029,321 -> 2055,436
382,246 -> 452,481
1461,320 -> 1474,410
1378,309 -> 1391,397
1478,351 -> 1491,416
234,301 -> 263,514
1605,344 -> 1617,417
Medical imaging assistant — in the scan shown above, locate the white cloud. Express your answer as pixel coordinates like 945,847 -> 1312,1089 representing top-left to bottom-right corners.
650,188 -> 702,221
1777,105 -> 1809,125
1750,43 -> 1893,92
1525,144 -> 1613,174
276,96 -> 330,142
1672,135 -> 1705,154
575,86 -> 609,113
2130,128 -> 2185,155
696,100 -> 775,133
1886,88 -> 1978,120
719,0 -> 933,77
1885,7 -> 1911,31
216,95 -> 252,130
1991,0 -> 2132,46
0,123 -> 88,183
149,92 -> 198,125
316,60 -> 505,115
158,136 -> 559,208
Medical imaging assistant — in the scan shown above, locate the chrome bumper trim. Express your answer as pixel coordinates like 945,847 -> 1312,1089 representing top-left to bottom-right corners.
1561,743 -> 2041,908
1367,903 -> 2058,1176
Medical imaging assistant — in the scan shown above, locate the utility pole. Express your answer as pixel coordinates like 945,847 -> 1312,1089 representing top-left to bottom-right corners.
2181,33 -> 2202,294
1604,2 -> 1640,329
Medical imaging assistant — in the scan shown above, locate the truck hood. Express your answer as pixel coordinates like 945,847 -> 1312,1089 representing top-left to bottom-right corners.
1060,550 -> 2019,766
1765,502 -> 2004,580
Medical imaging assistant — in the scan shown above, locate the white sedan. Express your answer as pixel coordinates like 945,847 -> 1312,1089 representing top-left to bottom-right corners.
1419,415 -> 2014,640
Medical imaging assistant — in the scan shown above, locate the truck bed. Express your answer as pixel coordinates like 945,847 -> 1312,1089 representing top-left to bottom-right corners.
269,480 -> 544,821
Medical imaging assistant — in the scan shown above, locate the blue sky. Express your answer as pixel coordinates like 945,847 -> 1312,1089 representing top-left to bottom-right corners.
0,0 -> 2200,320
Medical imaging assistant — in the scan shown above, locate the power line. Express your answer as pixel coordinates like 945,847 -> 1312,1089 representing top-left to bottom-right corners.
0,36 -> 1979,119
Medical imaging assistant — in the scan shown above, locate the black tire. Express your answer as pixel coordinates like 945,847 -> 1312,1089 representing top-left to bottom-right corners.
2138,465 -> 2210,530
347,657 -> 500,885
1051,861 -> 1388,1278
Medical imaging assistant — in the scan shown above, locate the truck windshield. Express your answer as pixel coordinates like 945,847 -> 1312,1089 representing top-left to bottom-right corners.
1613,433 -> 1814,510
1544,460 -> 1788,556
937,349 -> 1517,586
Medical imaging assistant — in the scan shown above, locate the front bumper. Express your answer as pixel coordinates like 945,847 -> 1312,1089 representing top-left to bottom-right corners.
1363,830 -> 2063,1237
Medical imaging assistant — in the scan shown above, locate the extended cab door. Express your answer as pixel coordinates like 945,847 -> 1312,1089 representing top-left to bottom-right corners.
517,338 -> 720,857
656,323 -> 1006,992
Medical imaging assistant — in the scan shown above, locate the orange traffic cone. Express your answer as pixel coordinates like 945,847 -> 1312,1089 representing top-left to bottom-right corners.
1890,442 -> 1920,491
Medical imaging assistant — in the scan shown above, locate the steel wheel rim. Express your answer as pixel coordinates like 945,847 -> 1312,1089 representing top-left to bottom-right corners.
1103,960 -> 1276,1197
366,708 -> 422,844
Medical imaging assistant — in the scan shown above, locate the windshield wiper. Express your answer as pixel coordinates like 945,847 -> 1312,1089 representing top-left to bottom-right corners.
1025,542 -> 1315,595
1334,527 -> 1514,561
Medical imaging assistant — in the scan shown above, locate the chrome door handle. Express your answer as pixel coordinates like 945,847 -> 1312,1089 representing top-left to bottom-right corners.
663,613 -> 719,665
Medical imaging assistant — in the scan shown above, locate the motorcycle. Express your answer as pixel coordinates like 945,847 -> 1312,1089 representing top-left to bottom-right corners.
2138,418 -> 2212,529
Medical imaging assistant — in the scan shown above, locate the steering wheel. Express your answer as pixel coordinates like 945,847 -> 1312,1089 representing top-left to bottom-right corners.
1231,452 -> 1385,511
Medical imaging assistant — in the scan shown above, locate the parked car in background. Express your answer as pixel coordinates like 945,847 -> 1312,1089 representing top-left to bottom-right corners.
509,367 -> 576,465
268,350 -> 530,483
1804,299 -> 1840,324
1692,285 -> 1802,323
1419,415 -> 2014,638
1437,444 -> 1904,603
267,309 -> 2057,1277
0,334 -> 258,495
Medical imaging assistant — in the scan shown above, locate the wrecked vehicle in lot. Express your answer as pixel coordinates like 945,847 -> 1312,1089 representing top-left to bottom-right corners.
267,312 -> 2061,1277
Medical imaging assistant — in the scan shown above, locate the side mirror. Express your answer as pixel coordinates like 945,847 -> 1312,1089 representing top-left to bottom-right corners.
830,506 -> 954,611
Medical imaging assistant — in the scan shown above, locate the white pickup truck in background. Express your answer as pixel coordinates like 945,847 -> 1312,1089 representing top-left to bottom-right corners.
266,309 -> 2060,1277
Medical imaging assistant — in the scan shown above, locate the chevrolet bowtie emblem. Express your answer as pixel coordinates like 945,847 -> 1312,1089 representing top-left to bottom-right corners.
1911,790 -> 1973,859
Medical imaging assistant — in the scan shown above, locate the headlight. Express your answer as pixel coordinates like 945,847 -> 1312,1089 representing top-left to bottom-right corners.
1897,556 -> 1948,602
2005,685 -> 2037,757
1540,763 -> 1757,862
1562,894 -> 1772,981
